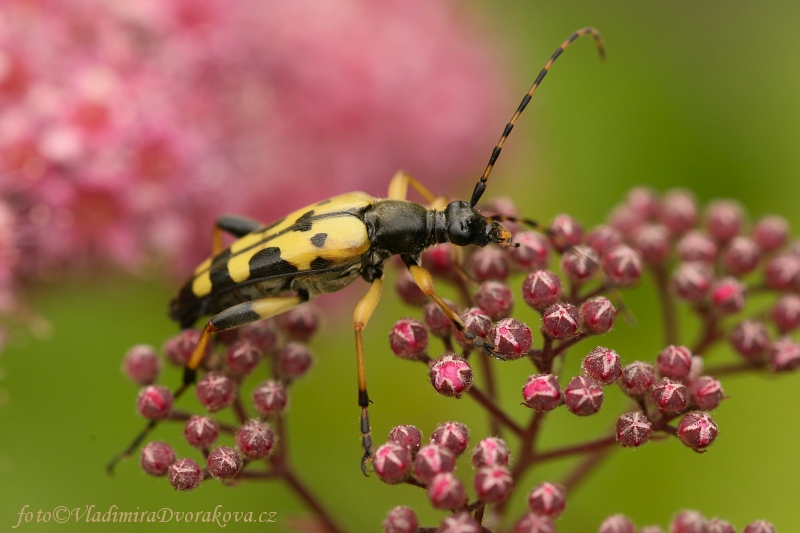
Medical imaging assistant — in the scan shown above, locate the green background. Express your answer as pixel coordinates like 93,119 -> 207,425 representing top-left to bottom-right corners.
3,2 -> 800,532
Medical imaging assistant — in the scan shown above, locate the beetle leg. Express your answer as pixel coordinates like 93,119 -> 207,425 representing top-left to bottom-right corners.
107,294 -> 305,474
212,215 -> 263,255
353,277 -> 383,475
447,245 -> 477,287
405,261 -> 466,330
404,258 -> 500,358
184,294 -> 306,375
487,213 -> 547,237
387,171 -> 448,210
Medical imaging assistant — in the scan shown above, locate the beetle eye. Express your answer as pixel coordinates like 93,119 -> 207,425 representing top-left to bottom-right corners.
448,220 -> 473,246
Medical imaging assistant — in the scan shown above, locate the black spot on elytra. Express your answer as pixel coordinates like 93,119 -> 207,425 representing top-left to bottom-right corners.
311,256 -> 333,270
292,211 -> 314,232
316,199 -> 332,206
249,246 -> 299,278
310,233 -> 327,248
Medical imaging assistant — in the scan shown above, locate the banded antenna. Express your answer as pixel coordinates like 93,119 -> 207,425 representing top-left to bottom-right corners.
469,27 -> 605,208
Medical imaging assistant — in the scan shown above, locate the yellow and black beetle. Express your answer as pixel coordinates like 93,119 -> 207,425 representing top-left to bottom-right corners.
110,28 -> 604,475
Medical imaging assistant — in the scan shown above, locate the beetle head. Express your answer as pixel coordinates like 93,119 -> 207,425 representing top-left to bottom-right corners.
444,201 -> 513,248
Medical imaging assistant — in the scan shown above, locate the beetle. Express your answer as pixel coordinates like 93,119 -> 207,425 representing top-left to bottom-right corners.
108,27 -> 604,475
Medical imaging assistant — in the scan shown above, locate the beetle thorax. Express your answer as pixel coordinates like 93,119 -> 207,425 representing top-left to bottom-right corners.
364,200 -> 436,255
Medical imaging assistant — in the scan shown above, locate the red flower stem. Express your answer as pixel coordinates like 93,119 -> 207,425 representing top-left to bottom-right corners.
443,336 -> 454,353
275,415 -> 288,457
469,502 -> 486,523
635,396 -> 649,417
651,263 -> 679,346
534,434 -> 617,462
705,360 -> 766,377
560,437 -> 616,493
526,410 -> 547,452
576,281 -> 613,303
569,280 -> 578,301
281,469 -> 345,533
467,385 -> 524,436
265,416 -> 344,533
542,335 -> 553,356
494,413 -> 544,517
224,418 -> 341,532
166,410 -> 191,422
235,469 -> 280,480
531,336 -> 555,373
691,305 -> 721,355
478,352 -> 502,438
403,478 -> 427,489
417,354 -> 432,364
231,396 -> 249,425
551,332 -> 588,358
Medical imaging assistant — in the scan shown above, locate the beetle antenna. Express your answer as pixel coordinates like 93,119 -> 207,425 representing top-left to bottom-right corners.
488,213 -> 575,252
469,27 -> 605,208
488,213 -> 542,231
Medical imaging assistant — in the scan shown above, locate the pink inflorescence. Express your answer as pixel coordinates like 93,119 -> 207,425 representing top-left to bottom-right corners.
116,186 -> 797,528
371,187 -> 797,528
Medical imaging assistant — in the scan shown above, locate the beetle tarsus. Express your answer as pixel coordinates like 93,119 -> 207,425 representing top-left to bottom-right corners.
359,406 -> 373,476
463,331 -> 503,360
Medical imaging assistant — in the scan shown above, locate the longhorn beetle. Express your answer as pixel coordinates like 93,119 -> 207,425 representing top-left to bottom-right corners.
108,27 -> 605,475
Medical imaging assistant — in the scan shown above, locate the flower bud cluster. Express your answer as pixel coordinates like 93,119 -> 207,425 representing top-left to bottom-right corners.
120,188 -> 793,529
377,424 -> 518,529
122,304 -> 321,490
597,509 -> 774,533
379,189 -> 795,527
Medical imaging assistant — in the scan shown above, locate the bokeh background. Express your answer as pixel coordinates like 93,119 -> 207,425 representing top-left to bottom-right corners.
2,1 -> 800,531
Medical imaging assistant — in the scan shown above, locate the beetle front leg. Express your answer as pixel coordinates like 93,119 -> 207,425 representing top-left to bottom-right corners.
403,256 -> 500,358
107,294 -> 306,474
353,277 -> 383,475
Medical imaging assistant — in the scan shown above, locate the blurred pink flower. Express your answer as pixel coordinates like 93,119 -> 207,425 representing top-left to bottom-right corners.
0,0 -> 507,285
